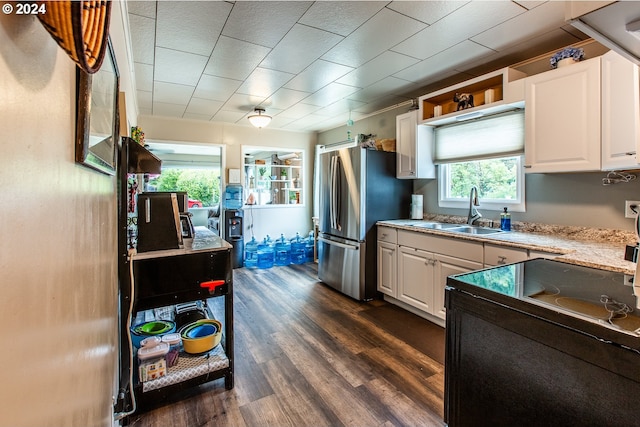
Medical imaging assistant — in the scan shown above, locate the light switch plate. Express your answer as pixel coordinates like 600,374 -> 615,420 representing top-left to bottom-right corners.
228,168 -> 240,184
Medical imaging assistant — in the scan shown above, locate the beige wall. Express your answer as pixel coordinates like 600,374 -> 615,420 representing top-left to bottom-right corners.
1,13 -> 117,427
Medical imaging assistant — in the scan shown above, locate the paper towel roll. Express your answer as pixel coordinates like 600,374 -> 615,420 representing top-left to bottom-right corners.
411,194 -> 423,219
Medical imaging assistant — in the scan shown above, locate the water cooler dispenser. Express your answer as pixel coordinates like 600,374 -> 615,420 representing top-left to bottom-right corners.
224,209 -> 244,268
224,184 -> 244,268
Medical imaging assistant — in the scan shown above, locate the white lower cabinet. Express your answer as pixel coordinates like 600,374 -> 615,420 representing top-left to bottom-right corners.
377,241 -> 398,297
433,254 -> 483,320
377,226 -> 561,325
395,230 -> 483,323
398,246 -> 435,313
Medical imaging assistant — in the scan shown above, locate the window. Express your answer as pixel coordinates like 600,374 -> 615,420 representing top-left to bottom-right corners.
435,110 -> 525,212
438,156 -> 525,212
144,141 -> 223,233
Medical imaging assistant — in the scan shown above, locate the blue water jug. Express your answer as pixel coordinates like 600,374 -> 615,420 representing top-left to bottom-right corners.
290,232 -> 306,264
224,184 -> 243,209
274,234 -> 291,266
257,237 -> 274,269
304,230 -> 315,263
244,236 -> 258,268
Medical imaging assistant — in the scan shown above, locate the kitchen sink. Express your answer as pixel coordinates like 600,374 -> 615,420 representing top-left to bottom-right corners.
448,226 -> 504,235
412,222 -> 462,230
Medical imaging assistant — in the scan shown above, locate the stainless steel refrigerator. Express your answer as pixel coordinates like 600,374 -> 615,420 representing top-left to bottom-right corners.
318,146 -> 412,300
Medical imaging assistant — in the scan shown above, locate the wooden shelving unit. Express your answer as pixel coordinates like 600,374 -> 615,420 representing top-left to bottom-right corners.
418,67 -> 527,126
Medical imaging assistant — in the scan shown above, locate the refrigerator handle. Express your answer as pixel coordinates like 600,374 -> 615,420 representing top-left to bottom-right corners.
329,156 -> 340,230
332,156 -> 342,231
329,155 -> 336,229
318,236 -> 358,250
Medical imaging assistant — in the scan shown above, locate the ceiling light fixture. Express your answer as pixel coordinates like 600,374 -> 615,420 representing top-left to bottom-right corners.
248,107 -> 272,128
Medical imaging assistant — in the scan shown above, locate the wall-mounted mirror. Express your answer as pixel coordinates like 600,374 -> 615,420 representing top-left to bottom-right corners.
75,38 -> 119,175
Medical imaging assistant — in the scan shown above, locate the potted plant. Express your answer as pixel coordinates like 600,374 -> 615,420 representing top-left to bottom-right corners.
258,167 -> 267,181
280,169 -> 287,181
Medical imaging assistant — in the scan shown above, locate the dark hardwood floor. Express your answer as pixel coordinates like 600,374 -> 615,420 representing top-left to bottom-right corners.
128,263 -> 445,427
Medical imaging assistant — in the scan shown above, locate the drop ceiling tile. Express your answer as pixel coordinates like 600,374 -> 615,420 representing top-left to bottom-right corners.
386,1 -> 468,25
203,36 -> 271,81
471,1 -> 566,51
153,102 -> 187,117
391,1 -> 524,60
302,82 -> 361,107
322,8 -> 426,68
127,1 -> 156,19
353,95 -> 410,114
513,1 -> 547,10
183,113 -> 213,121
222,93 -> 268,112
284,60 -> 353,93
394,40 -> 495,83
236,68 -> 295,99
154,47 -> 208,86
222,1 -> 312,47
153,81 -> 194,105
134,62 -> 153,92
194,74 -> 243,102
263,88 -> 310,111
347,77 -> 416,103
155,1 -> 231,56
128,14 -> 156,65
337,51 -> 419,88
298,1 -> 385,36
212,109 -> 248,124
260,24 -> 343,74
186,98 -> 224,116
314,99 -> 367,117
137,90 -> 152,110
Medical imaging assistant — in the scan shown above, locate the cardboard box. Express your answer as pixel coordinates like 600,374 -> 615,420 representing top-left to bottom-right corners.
139,358 -> 167,382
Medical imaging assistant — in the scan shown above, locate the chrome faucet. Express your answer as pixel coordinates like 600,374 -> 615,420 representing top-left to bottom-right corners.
467,186 -> 482,225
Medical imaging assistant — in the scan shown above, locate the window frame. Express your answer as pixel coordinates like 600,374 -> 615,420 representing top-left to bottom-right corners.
437,155 -> 526,213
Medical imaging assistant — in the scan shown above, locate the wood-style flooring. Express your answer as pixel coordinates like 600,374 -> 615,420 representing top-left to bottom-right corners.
128,263 -> 445,427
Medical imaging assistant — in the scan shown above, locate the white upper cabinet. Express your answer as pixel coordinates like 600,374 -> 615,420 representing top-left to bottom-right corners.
601,50 -> 640,171
524,57 -> 602,173
396,110 -> 435,179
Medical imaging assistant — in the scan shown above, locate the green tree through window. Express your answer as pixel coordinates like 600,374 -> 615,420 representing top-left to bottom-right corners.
448,157 -> 518,200
148,168 -> 220,207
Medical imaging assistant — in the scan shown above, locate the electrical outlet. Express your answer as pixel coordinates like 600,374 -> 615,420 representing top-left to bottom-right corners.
625,200 -> 640,218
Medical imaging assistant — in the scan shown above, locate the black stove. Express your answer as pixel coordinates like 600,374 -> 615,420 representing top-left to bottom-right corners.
452,258 -> 640,337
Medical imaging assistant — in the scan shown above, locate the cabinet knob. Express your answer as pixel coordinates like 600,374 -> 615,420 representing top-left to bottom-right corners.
497,256 -> 507,264
524,165 -> 532,169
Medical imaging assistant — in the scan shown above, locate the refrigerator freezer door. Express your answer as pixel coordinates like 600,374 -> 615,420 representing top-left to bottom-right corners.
319,148 -> 363,241
317,234 -> 365,300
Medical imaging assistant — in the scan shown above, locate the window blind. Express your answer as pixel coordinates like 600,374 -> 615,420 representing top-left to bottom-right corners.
434,110 -> 524,164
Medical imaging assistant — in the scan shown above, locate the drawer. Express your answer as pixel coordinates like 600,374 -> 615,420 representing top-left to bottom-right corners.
377,226 -> 397,244
529,250 -> 561,260
398,230 -> 483,263
484,243 -> 528,266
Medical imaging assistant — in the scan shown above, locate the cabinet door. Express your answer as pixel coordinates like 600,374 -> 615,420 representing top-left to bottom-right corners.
524,58 -> 601,173
396,111 -> 435,179
601,51 -> 640,171
396,111 -> 418,178
377,241 -> 397,297
398,246 -> 434,313
433,254 -> 482,320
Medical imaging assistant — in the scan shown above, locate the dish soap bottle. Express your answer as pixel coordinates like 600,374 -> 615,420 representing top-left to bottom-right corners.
500,207 -> 511,231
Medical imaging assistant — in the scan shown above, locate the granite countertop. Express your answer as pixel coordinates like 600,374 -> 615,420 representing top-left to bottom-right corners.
378,215 -> 638,275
